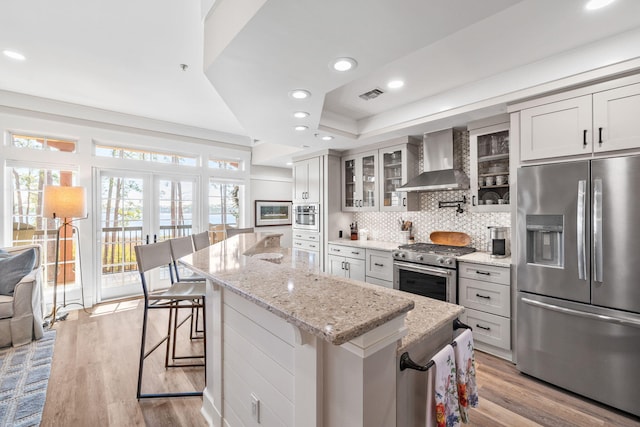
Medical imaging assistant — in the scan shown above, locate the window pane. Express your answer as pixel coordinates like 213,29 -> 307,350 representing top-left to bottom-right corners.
95,144 -> 197,166
208,158 -> 241,170
11,167 -> 78,289
208,180 -> 244,241
10,134 -> 76,152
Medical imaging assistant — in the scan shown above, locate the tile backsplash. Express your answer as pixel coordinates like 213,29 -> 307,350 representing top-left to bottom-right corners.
353,130 -> 511,251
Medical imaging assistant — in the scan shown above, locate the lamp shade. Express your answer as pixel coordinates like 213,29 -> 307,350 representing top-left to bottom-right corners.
43,185 -> 87,219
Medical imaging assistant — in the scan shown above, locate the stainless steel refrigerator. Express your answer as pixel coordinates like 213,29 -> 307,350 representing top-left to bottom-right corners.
516,156 -> 640,417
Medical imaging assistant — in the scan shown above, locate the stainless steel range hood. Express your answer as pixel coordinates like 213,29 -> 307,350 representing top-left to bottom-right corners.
399,128 -> 469,192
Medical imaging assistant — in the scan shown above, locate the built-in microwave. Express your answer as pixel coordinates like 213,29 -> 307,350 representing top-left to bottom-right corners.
293,203 -> 319,232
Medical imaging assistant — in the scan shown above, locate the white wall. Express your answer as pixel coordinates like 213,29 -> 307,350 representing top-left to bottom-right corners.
250,165 -> 293,247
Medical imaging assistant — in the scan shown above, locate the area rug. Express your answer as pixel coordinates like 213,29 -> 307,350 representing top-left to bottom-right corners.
0,330 -> 56,427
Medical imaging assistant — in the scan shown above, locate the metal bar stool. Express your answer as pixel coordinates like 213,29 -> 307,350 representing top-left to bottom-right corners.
169,236 -> 205,339
192,231 -> 211,251
135,240 -> 206,399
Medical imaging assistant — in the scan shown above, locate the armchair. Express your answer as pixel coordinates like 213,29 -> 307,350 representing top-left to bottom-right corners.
0,244 -> 45,347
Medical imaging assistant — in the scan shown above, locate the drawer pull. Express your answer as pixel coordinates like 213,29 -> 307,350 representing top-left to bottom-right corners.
476,324 -> 491,331
374,263 -> 384,267
476,293 -> 491,300
475,270 -> 491,276
309,244 -> 316,248
294,242 -> 302,246
351,251 -> 360,255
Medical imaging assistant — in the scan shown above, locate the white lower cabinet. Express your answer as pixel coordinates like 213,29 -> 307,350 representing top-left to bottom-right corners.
327,244 -> 366,281
365,249 -> 393,288
458,261 -> 511,360
293,230 -> 321,252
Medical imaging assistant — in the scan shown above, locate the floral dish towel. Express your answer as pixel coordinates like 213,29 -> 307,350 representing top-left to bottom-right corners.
453,329 -> 479,423
426,344 -> 461,427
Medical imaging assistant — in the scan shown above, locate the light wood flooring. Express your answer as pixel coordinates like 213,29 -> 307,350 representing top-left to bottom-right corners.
41,300 -> 640,427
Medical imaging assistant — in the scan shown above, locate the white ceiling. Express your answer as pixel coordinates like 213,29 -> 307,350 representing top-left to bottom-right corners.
2,0 -> 640,167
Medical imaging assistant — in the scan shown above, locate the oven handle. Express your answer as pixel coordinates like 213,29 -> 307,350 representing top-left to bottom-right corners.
393,261 -> 452,278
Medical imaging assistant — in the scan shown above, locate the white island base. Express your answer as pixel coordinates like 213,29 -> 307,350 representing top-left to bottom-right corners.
202,283 -> 407,427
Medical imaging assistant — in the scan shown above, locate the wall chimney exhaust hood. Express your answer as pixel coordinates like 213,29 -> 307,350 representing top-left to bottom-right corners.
399,128 -> 469,192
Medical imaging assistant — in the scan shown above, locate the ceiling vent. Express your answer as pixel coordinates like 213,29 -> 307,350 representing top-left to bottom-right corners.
359,88 -> 384,101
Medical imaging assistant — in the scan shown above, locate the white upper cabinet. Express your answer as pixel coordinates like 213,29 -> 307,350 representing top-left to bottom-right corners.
379,143 -> 419,212
469,122 -> 510,212
342,150 -> 379,212
293,157 -> 321,203
518,79 -> 640,163
593,82 -> 640,153
341,137 -> 420,213
520,95 -> 593,161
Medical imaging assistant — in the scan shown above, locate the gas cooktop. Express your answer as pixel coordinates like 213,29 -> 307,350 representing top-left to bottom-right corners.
398,243 -> 476,257
393,243 -> 476,267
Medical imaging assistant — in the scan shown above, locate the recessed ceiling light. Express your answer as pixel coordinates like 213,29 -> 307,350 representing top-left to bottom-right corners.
322,135 -> 334,141
3,50 -> 26,61
387,80 -> 404,89
286,162 -> 293,166
294,125 -> 308,131
293,111 -> 309,118
290,89 -> 311,99
585,0 -> 615,10
331,57 -> 357,72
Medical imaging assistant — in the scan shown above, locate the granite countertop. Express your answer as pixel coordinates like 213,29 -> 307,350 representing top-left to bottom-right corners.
181,233 -> 415,346
181,233 -> 462,352
328,239 -> 401,252
458,251 -> 512,267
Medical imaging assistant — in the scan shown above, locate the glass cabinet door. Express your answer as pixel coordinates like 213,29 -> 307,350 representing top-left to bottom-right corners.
470,123 -> 510,212
381,148 -> 403,209
344,158 -> 356,209
361,154 -> 376,208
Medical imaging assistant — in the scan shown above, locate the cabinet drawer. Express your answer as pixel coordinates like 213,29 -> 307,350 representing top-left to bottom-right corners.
460,308 -> 511,350
327,244 -> 365,260
459,278 -> 510,317
366,276 -> 393,289
366,249 -> 393,281
293,239 -> 320,252
458,262 -> 510,285
293,230 -> 320,242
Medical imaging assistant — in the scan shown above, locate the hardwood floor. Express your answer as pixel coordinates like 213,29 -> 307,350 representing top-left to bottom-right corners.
41,300 -> 640,426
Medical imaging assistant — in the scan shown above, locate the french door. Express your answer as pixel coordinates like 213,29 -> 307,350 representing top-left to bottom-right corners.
97,169 -> 199,301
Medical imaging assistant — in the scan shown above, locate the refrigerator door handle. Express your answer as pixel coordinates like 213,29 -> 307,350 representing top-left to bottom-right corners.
577,180 -> 587,280
593,178 -> 603,282
521,297 -> 640,329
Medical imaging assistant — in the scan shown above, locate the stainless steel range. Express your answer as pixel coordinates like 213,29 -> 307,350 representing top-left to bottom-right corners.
392,243 -> 476,303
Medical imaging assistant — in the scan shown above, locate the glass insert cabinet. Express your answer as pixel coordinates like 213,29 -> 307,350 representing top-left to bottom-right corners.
469,121 -> 510,212
341,137 -> 420,212
342,151 -> 378,211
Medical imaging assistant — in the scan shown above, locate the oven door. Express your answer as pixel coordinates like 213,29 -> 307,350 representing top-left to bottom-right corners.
393,260 -> 457,303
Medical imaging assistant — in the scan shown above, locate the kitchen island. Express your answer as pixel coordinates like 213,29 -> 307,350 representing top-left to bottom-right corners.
180,232 -> 464,427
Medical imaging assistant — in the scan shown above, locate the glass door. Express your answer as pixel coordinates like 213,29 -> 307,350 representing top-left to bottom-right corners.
361,153 -> 377,209
98,171 -> 199,301
99,171 -> 149,300
381,148 -> 403,209
343,158 -> 356,209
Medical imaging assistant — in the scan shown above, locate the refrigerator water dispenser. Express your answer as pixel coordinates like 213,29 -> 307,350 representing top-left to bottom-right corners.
526,215 -> 564,267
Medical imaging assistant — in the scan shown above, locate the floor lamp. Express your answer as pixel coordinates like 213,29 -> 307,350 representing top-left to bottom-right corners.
43,185 -> 87,327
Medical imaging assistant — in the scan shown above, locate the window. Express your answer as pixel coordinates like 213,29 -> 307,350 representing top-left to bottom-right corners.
208,158 -> 242,171
208,179 -> 244,242
10,166 -> 79,288
95,144 -> 197,167
10,133 -> 77,152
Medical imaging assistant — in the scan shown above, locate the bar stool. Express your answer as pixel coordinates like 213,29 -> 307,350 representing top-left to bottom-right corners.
134,240 -> 206,399
169,236 -> 205,338
192,231 -> 211,251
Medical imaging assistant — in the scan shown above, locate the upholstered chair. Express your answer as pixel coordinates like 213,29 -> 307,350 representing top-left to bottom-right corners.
0,244 -> 45,347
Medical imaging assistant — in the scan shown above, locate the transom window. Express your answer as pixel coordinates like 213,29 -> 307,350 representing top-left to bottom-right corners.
95,144 -> 197,167
9,133 -> 77,152
208,158 -> 242,171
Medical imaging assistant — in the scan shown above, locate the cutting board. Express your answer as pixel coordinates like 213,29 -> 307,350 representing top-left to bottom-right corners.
430,231 -> 471,247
